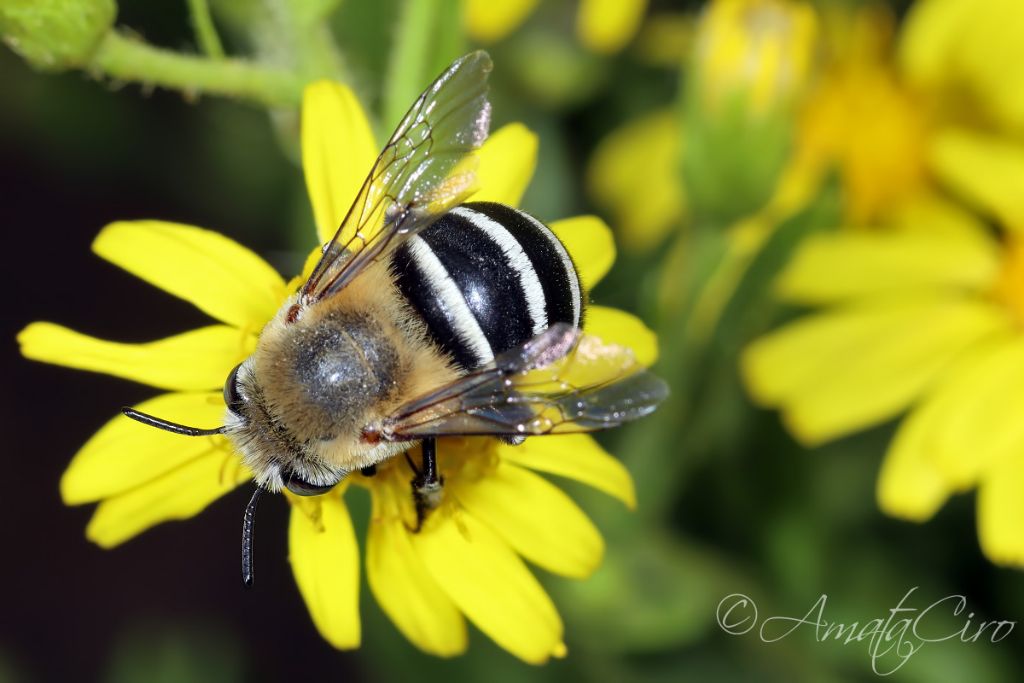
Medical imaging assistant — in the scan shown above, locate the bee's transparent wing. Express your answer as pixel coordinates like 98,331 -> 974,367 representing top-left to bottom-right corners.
373,324 -> 669,440
301,51 -> 492,303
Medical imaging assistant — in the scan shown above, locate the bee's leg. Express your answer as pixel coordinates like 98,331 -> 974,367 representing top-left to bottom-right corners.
403,451 -> 420,477
411,437 -> 443,532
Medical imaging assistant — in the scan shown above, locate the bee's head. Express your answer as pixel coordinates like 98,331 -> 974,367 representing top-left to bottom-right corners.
221,360 -> 346,497
120,358 -> 346,590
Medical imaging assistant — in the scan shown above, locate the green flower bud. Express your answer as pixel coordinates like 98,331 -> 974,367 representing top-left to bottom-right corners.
0,0 -> 116,72
682,0 -> 817,225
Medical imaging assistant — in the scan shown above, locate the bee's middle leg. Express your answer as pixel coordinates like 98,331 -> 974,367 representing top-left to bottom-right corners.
410,437 -> 443,531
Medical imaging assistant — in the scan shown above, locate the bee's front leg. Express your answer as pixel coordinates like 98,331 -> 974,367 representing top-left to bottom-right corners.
410,437 -> 443,531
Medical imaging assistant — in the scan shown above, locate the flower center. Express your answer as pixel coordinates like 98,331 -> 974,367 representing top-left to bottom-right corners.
356,438 -> 503,529
799,63 -> 929,223
358,438 -> 501,499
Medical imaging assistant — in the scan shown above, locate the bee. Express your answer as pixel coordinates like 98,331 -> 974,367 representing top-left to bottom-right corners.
123,51 -> 668,586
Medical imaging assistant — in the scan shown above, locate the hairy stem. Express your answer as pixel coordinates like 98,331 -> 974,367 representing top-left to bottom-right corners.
90,30 -> 303,107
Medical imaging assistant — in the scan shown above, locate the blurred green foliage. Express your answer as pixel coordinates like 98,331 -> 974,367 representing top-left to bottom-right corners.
103,620 -> 245,683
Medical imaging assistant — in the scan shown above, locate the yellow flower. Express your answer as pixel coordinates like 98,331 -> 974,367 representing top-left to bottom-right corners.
18,79 -> 657,661
587,109 -> 685,251
741,0 -> 1024,569
741,196 -> 1024,566
463,0 -> 648,55
797,0 -> 1024,226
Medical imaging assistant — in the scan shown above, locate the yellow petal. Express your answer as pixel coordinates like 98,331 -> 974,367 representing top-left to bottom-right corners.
452,461 -> 604,578
289,494 -> 361,649
978,455 -> 1024,567
885,192 -> 994,240
499,434 -> 636,509
898,0 -> 973,91
584,305 -> 658,366
902,0 -> 1024,132
742,296 -> 1011,446
413,511 -> 563,664
955,0 -> 1024,132
929,128 -> 1024,232
18,323 -> 254,391
463,0 -> 540,43
577,0 -> 648,54
93,221 -> 285,329
924,337 -> 1024,489
62,393 -> 228,504
86,447 -> 249,548
549,215 -> 615,291
301,80 -> 378,244
366,477 -> 467,657
586,109 -> 684,251
774,226 -> 1000,305
877,395 -> 953,521
746,303 -> 899,406
472,123 -> 538,207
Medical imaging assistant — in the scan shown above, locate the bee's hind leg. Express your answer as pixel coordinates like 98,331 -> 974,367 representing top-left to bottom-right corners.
410,437 -> 443,532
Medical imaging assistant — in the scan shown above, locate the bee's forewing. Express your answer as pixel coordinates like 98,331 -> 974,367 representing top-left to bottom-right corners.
301,51 -> 493,303
378,323 -> 669,439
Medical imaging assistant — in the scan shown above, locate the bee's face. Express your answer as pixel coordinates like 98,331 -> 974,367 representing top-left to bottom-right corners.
220,308 -> 402,496
221,359 -> 346,496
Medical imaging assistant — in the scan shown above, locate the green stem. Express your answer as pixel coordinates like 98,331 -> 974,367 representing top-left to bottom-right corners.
622,228 -> 730,525
297,24 -> 347,82
383,0 -> 463,131
384,0 -> 437,130
186,0 -> 225,59
90,31 -> 303,107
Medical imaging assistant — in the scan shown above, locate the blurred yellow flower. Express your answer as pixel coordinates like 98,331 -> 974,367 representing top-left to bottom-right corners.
575,0 -> 648,54
587,109 -> 685,251
742,0 -> 1024,568
462,0 -> 540,44
797,7 -> 925,224
692,0 -> 817,120
798,0 -> 1024,226
589,0 -> 817,249
18,80 -> 657,660
742,196 -> 1024,566
463,0 -> 648,55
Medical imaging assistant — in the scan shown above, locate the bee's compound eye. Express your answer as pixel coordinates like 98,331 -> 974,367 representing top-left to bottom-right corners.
282,469 -> 335,497
224,363 -> 246,414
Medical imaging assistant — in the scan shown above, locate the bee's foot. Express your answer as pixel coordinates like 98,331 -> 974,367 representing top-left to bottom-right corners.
409,475 -> 444,533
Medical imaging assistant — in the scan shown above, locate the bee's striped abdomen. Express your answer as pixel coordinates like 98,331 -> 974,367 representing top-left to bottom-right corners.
391,201 -> 582,371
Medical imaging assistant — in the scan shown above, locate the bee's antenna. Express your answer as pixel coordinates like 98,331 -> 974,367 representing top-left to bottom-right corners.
242,486 -> 264,588
121,407 -> 224,436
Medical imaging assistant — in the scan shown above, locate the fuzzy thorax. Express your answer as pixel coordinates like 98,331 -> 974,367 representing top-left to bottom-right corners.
221,260 -> 460,491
